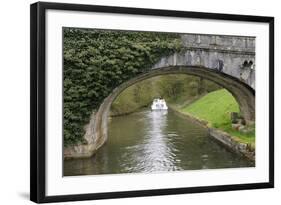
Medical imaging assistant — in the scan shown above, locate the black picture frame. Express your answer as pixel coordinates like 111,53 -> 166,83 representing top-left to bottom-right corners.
30,1 -> 274,203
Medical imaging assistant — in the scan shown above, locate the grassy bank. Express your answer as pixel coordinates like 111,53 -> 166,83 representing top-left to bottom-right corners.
181,89 -> 255,146
110,75 -> 255,146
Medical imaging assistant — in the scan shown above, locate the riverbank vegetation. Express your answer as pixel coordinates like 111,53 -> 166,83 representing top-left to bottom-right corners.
63,28 -> 255,148
63,28 -> 182,146
110,74 -> 220,116
112,80 -> 255,146
181,89 -> 255,146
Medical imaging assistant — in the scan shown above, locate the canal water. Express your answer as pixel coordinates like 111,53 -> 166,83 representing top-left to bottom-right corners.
64,110 -> 253,176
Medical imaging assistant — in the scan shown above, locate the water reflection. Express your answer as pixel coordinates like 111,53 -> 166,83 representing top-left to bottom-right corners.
123,110 -> 180,172
143,110 -> 176,172
64,109 -> 254,176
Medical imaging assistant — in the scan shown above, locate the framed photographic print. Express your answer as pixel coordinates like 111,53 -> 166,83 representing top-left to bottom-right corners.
30,1 -> 274,203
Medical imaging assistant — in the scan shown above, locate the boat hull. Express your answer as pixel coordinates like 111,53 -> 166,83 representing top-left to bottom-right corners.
151,98 -> 168,110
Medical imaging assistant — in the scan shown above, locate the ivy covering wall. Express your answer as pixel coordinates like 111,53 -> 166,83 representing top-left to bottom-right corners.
63,28 -> 182,146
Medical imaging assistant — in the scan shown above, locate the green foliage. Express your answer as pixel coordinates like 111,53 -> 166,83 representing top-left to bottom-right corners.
111,74 -> 221,116
219,123 -> 255,146
111,80 -> 154,116
154,75 -> 220,104
181,89 -> 255,145
182,89 -> 240,125
156,75 -> 187,100
63,28 -> 182,146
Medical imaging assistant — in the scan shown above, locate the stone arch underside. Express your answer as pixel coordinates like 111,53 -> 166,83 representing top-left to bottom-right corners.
64,66 -> 255,159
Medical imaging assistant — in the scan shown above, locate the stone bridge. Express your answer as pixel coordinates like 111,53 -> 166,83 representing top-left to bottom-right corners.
64,34 -> 256,159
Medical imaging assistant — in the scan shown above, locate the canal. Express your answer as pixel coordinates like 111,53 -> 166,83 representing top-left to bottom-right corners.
64,109 -> 253,176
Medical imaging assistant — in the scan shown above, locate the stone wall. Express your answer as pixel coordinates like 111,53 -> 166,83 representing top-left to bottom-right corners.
181,34 -> 255,52
209,128 -> 255,161
161,106 -> 255,161
153,34 -> 255,88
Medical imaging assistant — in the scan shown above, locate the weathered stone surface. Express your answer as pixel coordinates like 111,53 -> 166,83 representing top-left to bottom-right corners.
231,112 -> 239,123
208,128 -> 255,161
64,34 -> 256,159
153,34 -> 255,88
238,125 -> 246,131
232,123 -> 240,130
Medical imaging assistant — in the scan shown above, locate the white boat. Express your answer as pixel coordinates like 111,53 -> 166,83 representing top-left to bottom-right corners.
151,98 -> 168,110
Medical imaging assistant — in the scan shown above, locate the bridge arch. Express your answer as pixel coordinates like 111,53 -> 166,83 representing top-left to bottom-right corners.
63,66 -> 255,159
64,34 -> 256,159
